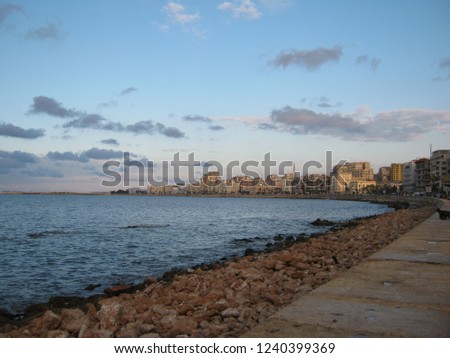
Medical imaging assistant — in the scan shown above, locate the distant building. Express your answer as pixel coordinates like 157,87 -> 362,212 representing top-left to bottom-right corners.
330,161 -> 374,194
330,170 -> 352,194
402,161 -> 416,193
347,180 -> 376,195
415,158 -> 431,194
200,171 -> 225,194
342,162 -> 374,181
376,166 -> 391,184
390,163 -> 403,182
431,149 -> 450,194
301,174 -> 328,194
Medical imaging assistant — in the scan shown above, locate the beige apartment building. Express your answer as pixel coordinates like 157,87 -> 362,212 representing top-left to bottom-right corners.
331,162 -> 375,194
430,150 -> 450,193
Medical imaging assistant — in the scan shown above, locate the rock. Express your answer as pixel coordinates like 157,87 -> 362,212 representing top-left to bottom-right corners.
116,322 -> 139,338
97,299 -> 123,332
24,303 -> 49,317
162,268 -> 186,282
60,308 -> 91,334
104,284 -> 134,296
221,308 -> 240,319
388,201 -> 410,210
137,323 -> 155,334
169,317 -> 198,337
311,218 -> 335,226
28,310 -> 62,337
140,333 -> 161,338
144,276 -> 158,285
244,248 -> 256,256
0,308 -> 15,321
84,284 -> 101,291
47,330 -> 69,338
48,296 -> 86,309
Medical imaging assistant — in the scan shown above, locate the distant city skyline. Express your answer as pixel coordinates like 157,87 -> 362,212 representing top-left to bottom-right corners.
1,0 -> 449,192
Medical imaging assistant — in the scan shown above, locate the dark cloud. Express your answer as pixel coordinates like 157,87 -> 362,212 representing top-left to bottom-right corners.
259,106 -> 450,142
63,114 -> 108,129
0,150 -> 38,174
125,120 -> 156,134
0,3 -> 24,24
46,148 -> 142,162
356,54 -> 381,71
83,147 -> 125,160
183,115 -> 212,123
64,117 -> 186,138
29,96 -> 185,138
101,138 -> 120,146
209,125 -> 225,131
158,126 -> 186,138
46,151 -> 89,163
28,96 -> 79,118
269,45 -> 342,70
0,122 -> 45,139
26,22 -> 65,40
120,87 -> 137,96
21,168 -> 64,178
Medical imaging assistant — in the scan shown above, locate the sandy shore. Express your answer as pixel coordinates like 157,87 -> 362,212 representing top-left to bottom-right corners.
0,205 -> 436,338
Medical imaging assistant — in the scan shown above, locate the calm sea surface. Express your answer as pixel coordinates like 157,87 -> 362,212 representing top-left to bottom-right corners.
0,195 -> 391,313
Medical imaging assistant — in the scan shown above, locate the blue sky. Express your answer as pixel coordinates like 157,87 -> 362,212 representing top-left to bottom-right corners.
1,0 -> 449,191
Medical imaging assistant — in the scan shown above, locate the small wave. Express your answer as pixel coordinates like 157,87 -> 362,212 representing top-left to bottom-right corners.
27,230 -> 66,238
120,224 -> 170,229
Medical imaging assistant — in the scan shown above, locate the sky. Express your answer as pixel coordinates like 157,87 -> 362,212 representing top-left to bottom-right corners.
0,0 -> 449,192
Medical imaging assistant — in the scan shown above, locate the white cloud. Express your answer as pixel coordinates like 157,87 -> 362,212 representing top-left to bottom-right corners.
163,2 -> 200,24
218,0 -> 262,20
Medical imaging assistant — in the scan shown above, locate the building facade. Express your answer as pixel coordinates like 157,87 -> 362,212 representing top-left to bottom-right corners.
414,158 -> 430,194
430,150 -> 450,194
402,161 -> 416,194
390,163 -> 403,182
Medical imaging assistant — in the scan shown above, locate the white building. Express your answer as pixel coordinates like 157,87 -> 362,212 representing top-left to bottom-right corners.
402,161 -> 416,193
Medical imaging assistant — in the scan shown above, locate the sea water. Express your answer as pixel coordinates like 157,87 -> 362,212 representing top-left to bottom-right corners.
0,195 -> 391,313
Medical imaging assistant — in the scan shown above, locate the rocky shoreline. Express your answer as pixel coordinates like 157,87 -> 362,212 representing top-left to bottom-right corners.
0,205 -> 436,338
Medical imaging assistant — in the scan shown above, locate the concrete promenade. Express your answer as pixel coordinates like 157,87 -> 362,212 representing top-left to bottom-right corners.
243,201 -> 450,338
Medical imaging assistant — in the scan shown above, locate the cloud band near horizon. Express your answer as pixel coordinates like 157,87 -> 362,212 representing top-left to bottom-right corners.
259,106 -> 450,142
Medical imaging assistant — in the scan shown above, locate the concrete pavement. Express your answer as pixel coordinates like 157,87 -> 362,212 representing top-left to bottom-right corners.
243,201 -> 450,338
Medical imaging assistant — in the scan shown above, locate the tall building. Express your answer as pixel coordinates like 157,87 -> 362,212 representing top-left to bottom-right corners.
430,149 -> 450,193
402,161 -> 416,193
390,163 -> 403,182
415,158 -> 430,194
376,166 -> 390,183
